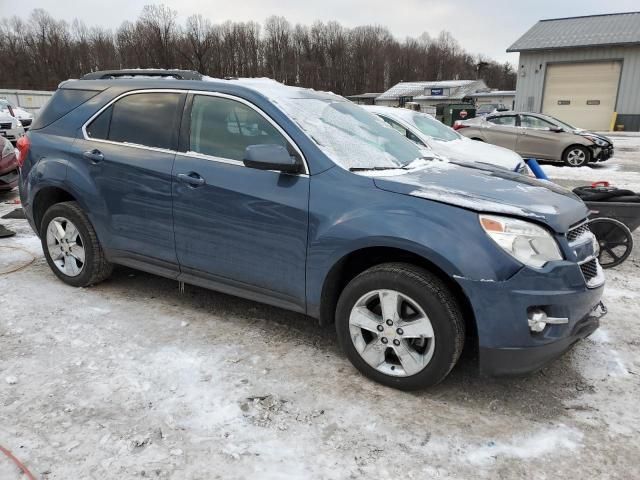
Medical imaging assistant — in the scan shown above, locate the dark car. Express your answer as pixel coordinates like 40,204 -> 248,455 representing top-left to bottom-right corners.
18,70 -> 605,390
0,136 -> 18,191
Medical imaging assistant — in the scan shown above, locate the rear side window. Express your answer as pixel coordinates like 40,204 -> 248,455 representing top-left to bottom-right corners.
86,92 -> 182,150
487,115 -> 517,127
31,89 -> 100,130
189,95 -> 289,161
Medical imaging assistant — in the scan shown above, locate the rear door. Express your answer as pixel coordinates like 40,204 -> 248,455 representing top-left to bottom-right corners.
484,115 -> 519,150
73,90 -> 185,274
516,114 -> 560,160
172,93 -> 309,311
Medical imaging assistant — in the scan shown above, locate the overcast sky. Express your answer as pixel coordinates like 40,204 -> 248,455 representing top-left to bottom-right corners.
1,0 -> 638,64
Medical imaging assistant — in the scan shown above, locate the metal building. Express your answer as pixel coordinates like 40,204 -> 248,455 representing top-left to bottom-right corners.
375,80 -> 488,109
508,12 -> 640,131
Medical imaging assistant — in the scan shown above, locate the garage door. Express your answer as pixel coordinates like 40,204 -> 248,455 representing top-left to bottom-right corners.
542,61 -> 621,131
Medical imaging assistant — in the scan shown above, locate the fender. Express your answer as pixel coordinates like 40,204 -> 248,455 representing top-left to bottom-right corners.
305,167 -> 522,317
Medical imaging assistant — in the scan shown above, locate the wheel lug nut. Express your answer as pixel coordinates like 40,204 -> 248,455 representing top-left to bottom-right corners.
377,325 -> 384,332
396,328 -> 403,335
386,319 -> 393,326
393,339 -> 400,346
381,337 -> 388,344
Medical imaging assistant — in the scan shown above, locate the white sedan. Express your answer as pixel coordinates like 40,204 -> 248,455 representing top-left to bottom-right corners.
364,105 -> 529,174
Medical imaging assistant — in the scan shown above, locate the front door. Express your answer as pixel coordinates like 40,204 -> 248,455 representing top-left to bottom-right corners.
74,91 -> 185,272
172,93 -> 309,311
516,114 -> 560,160
484,114 -> 519,151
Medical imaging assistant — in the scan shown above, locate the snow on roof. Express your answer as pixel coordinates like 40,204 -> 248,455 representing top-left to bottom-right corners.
378,80 -> 487,101
508,11 -> 640,52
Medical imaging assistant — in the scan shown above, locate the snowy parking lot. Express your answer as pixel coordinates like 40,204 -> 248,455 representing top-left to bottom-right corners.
1,136 -> 639,479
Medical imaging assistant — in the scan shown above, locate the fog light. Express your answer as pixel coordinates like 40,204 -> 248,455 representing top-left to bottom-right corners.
528,309 -> 569,333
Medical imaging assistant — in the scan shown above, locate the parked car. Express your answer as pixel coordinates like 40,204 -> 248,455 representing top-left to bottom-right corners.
19,70 -> 605,390
0,136 -> 18,191
456,112 -> 614,167
0,99 -> 34,130
475,103 -> 509,117
364,105 -> 529,174
0,110 -> 25,145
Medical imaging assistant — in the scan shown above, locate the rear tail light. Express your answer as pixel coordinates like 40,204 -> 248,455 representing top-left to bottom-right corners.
16,135 -> 30,168
453,121 -> 467,131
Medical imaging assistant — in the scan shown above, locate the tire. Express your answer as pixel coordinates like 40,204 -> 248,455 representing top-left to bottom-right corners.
563,145 -> 591,167
335,263 -> 465,391
40,201 -> 113,287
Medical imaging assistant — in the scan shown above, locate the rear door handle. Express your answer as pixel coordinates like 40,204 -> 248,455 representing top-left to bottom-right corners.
177,172 -> 205,187
83,149 -> 104,163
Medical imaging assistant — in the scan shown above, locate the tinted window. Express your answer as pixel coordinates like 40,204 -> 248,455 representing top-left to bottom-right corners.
31,88 -> 100,130
105,93 -> 182,150
86,105 -> 112,139
488,115 -> 516,127
409,112 -> 460,142
520,115 -> 554,129
190,95 -> 289,161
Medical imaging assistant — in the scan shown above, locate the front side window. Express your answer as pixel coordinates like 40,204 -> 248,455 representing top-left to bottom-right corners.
380,116 -> 408,136
488,115 -> 517,127
86,92 -> 182,150
189,95 -> 289,161
520,115 -> 554,129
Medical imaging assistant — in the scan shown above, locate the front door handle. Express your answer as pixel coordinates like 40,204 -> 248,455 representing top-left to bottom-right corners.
83,149 -> 104,163
177,172 -> 205,187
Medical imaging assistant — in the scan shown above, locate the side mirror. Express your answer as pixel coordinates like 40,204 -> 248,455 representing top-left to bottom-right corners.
549,126 -> 564,133
243,144 -> 300,173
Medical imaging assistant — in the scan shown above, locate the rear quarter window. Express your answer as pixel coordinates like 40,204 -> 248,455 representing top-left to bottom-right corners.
30,89 -> 101,130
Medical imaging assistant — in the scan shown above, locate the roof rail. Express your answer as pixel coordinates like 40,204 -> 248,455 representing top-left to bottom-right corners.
81,69 -> 203,81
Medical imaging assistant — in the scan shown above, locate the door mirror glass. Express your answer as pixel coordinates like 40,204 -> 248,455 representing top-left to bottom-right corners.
549,125 -> 564,133
243,144 -> 299,173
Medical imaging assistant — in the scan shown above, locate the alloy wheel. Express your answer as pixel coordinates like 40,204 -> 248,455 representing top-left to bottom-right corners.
566,148 -> 587,166
46,216 -> 86,277
348,289 -> 435,377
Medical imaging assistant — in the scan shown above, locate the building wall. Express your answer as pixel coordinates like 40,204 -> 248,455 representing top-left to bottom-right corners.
513,45 -> 640,130
471,95 -> 516,108
0,89 -> 53,115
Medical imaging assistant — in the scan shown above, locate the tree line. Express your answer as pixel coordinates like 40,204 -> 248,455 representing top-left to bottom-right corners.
0,5 -> 516,95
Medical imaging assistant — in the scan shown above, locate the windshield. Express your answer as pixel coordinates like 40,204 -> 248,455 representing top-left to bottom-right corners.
408,112 -> 461,142
272,97 -> 426,169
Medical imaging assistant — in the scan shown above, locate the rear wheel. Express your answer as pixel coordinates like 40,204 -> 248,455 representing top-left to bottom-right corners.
41,201 -> 112,287
589,217 -> 633,268
563,145 -> 591,167
335,263 -> 465,390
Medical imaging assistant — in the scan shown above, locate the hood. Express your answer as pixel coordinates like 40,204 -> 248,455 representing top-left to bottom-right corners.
371,160 -> 588,232
433,138 -> 522,171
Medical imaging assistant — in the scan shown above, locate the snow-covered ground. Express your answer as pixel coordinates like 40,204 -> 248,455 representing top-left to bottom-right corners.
0,135 -> 639,479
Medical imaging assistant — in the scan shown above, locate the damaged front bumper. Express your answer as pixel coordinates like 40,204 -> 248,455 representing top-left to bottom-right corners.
455,261 -> 605,376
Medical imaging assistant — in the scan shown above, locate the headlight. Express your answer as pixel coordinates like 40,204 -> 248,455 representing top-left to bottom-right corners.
479,214 -> 563,268
16,120 -> 23,127
583,135 -> 608,147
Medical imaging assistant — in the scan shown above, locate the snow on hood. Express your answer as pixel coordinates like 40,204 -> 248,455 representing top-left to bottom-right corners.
373,161 -> 588,232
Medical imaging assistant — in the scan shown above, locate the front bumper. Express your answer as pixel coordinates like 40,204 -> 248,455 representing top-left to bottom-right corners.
592,145 -> 614,162
455,260 -> 605,376
0,126 -> 24,145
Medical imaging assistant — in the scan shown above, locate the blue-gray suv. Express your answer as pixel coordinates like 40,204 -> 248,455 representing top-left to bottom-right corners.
18,70 -> 606,390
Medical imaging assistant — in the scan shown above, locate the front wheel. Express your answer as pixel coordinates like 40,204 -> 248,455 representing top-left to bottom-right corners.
40,201 -> 113,287
563,145 -> 591,167
335,263 -> 465,390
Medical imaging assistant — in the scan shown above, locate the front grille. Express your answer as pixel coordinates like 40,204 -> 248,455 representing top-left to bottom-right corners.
0,122 -> 11,129
567,222 -> 591,242
580,258 -> 598,282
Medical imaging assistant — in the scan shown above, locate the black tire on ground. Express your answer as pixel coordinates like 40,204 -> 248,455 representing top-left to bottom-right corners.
589,217 -> 634,268
335,263 -> 465,391
562,145 -> 591,167
40,201 -> 113,287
